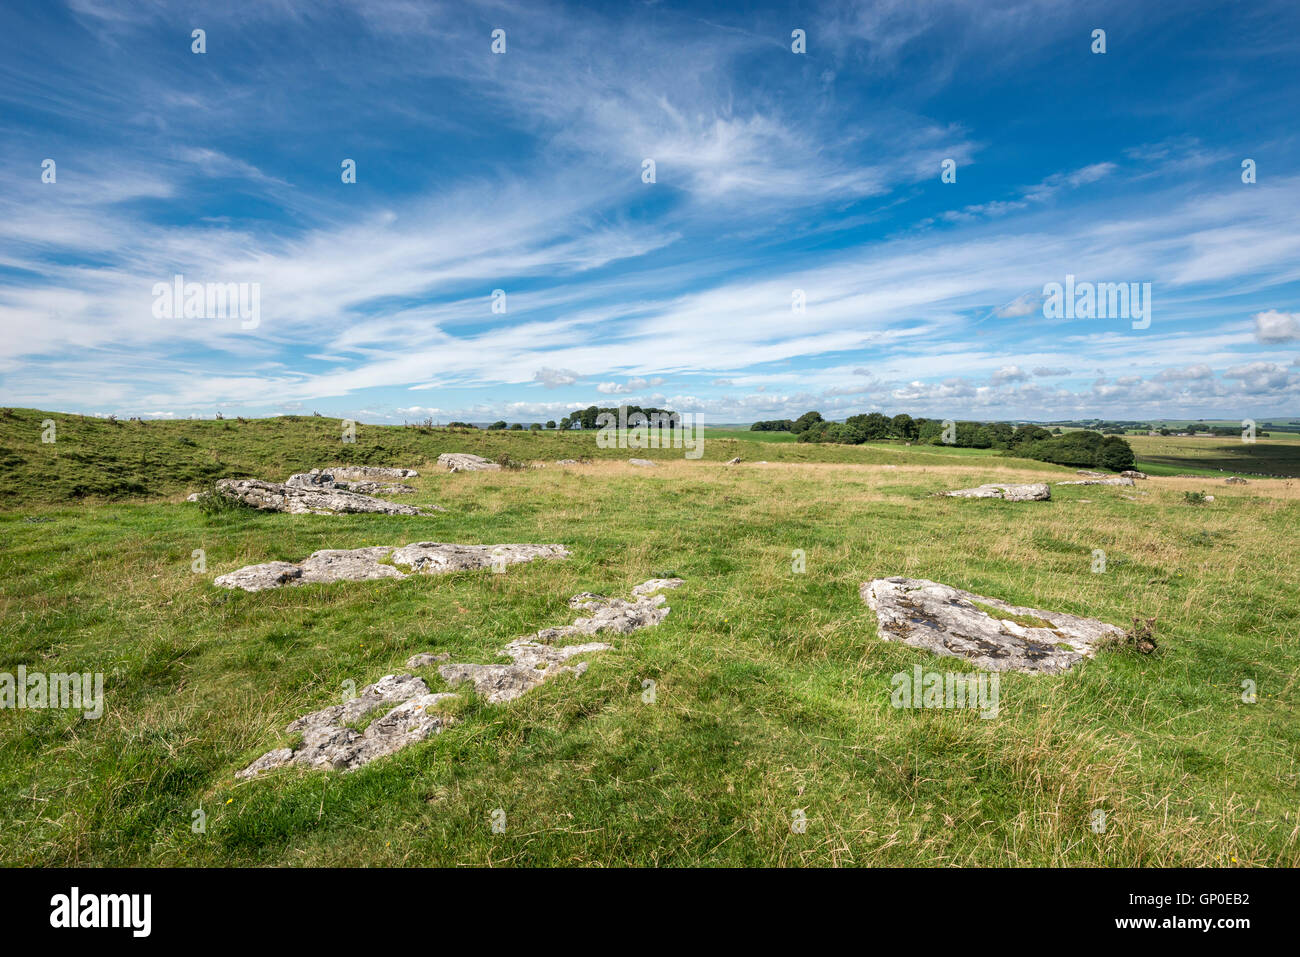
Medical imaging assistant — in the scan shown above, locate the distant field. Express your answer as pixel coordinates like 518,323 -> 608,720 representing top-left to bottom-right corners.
1128,433 -> 1300,478
704,428 -> 798,443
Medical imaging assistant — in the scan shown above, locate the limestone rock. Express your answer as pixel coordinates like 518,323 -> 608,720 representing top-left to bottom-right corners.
236,674 -> 458,776
322,466 -> 418,480
285,469 -> 414,495
238,579 -> 683,776
628,458 -> 657,467
861,577 -> 1124,674
438,453 -> 500,472
215,542 -> 569,591
1121,470 -> 1148,480
1055,476 -> 1135,487
555,459 -> 579,465
388,542 -> 570,574
725,457 -> 742,465
1225,476 -> 1248,485
439,579 -> 682,703
211,478 -> 438,515
944,483 -> 1050,501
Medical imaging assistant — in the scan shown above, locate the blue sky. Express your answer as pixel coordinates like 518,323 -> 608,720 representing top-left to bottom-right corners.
2,0 -> 1299,424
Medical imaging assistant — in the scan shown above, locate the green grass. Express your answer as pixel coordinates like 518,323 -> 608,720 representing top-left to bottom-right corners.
1,409 -> 1298,866
1128,433 -> 1300,478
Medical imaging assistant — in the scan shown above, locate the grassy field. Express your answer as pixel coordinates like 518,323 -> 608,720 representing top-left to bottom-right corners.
1127,432 -> 1300,478
1,408 -> 1298,866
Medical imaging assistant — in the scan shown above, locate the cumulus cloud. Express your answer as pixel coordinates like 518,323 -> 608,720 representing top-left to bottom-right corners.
1254,310 -> 1300,343
1223,362 -> 1294,391
533,368 -> 582,388
1032,367 -> 1070,377
596,376 -> 664,394
991,364 -> 1029,383
1156,363 -> 1214,381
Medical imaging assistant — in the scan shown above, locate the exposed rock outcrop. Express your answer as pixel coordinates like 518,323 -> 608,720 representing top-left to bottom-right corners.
1121,470 -> 1148,480
1056,476 -> 1135,487
628,458 -> 657,467
236,674 -> 458,776
207,478 -> 439,515
861,577 -> 1124,674
322,466 -> 418,480
215,542 -> 570,592
438,453 -> 500,472
237,579 -> 683,776
1225,476 -> 1248,485
285,469 -> 414,495
944,483 -> 1050,501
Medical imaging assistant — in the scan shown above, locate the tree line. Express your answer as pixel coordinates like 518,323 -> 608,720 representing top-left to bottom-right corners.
753,411 -> 1135,471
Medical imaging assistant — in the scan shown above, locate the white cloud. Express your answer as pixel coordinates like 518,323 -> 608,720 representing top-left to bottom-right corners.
1254,310 -> 1300,343
533,368 -> 582,388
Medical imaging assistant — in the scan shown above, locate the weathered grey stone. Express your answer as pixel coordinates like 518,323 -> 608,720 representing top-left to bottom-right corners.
211,478 -> 439,515
438,453 -> 500,472
555,459 -> 579,465
215,542 -> 569,592
944,483 -> 1050,501
1225,476 -> 1248,485
1056,476 -> 1135,487
238,579 -> 683,776
439,579 -> 682,703
237,674 -> 458,777
861,577 -> 1124,674
285,469 -> 414,495
388,542 -> 570,573
628,458 -> 657,467
725,457 -> 742,465
322,466 -> 419,480
1121,470 -> 1148,480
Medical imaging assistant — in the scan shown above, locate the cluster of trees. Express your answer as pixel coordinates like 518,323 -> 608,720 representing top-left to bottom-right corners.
759,410 -> 1135,471
558,405 -> 680,431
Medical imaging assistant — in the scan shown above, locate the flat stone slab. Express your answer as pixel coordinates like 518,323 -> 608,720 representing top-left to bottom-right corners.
238,579 -> 683,776
285,469 -> 414,495
209,478 -> 439,515
1055,476 -> 1135,487
237,674 -> 459,776
862,577 -> 1124,673
944,483 -> 1050,501
321,466 -> 418,480
628,458 -> 657,467
215,542 -> 570,591
438,453 -> 500,472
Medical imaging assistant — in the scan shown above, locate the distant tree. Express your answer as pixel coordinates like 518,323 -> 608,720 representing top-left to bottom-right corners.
1095,435 -> 1136,471
509,423 -> 524,430
558,417 -> 571,430
489,420 -> 507,430
529,423 -> 542,431
791,411 -> 824,434
890,413 -> 917,440
545,420 -> 556,430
